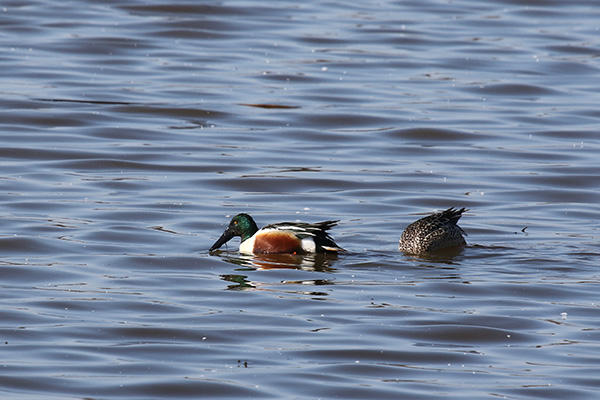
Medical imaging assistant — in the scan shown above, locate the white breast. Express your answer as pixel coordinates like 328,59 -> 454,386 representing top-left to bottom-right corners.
239,235 -> 257,254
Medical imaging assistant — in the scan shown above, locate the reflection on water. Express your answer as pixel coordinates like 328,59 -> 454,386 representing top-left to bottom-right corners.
212,251 -> 339,271
221,273 -> 333,297
221,273 -> 255,290
401,245 -> 467,262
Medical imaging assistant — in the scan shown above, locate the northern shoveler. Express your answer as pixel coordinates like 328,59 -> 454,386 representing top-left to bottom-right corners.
399,207 -> 468,254
209,213 -> 344,254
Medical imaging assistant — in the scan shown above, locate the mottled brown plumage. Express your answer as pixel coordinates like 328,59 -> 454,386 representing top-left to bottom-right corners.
399,207 -> 468,254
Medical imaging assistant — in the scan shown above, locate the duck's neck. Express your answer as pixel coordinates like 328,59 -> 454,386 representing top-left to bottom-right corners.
240,221 -> 258,242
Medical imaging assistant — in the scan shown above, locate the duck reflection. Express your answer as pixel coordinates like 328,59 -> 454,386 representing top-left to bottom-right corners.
403,244 -> 466,262
221,273 -> 333,295
212,251 -> 340,272
215,252 -> 339,293
221,274 -> 255,290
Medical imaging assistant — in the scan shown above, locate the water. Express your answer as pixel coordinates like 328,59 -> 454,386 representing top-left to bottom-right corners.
1,0 -> 600,398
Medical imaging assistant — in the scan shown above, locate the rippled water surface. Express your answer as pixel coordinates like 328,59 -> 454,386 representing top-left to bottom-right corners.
1,0 -> 600,398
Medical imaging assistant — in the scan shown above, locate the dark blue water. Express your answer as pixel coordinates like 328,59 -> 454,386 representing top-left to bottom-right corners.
1,0 -> 599,398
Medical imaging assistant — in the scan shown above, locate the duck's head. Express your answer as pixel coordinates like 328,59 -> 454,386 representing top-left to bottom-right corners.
209,213 -> 259,251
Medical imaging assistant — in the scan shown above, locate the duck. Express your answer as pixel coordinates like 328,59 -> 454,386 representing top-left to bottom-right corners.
209,213 -> 344,254
399,207 -> 468,254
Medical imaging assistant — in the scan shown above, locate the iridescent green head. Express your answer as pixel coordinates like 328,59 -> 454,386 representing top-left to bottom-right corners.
209,213 -> 259,251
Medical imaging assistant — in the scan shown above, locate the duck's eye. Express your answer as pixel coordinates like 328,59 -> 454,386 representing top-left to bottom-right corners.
233,221 -> 238,225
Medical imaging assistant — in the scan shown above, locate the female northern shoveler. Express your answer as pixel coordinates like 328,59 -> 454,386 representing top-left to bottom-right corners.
399,207 -> 468,254
209,213 -> 344,254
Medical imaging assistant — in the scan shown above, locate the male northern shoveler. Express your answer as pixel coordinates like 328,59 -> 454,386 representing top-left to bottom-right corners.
399,207 -> 468,254
209,213 -> 344,254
